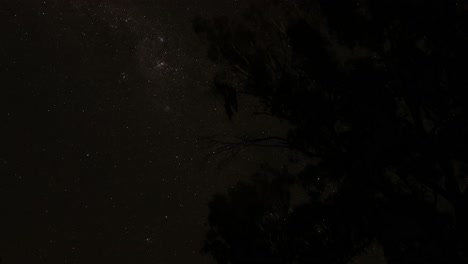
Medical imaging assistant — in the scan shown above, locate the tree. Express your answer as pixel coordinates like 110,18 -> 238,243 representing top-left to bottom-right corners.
195,0 -> 468,263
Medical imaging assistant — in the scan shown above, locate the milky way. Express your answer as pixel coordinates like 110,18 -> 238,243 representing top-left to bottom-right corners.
1,1 -> 291,263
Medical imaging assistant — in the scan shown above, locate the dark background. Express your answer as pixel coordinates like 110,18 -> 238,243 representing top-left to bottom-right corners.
2,1 -> 467,264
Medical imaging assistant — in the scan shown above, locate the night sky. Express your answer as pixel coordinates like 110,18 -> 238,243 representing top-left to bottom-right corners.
3,1 -> 466,263
1,1 -> 293,263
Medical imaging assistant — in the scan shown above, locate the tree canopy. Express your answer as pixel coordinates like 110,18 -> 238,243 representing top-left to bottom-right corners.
195,0 -> 468,263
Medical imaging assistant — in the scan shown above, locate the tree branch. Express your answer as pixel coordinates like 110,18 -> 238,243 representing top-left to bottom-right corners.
208,135 -> 318,159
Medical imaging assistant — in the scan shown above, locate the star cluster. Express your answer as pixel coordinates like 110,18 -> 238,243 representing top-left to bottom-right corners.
1,1 -> 290,263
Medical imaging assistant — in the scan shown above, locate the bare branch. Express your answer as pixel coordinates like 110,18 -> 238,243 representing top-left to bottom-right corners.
207,135 -> 318,159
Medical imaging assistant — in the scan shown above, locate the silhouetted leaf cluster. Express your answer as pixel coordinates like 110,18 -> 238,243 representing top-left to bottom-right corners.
195,0 -> 468,263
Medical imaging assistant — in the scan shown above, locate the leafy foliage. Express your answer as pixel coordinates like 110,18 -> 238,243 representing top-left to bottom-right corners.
195,0 -> 468,263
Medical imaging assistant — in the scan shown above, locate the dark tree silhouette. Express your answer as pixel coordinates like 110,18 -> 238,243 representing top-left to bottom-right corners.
195,0 -> 468,263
